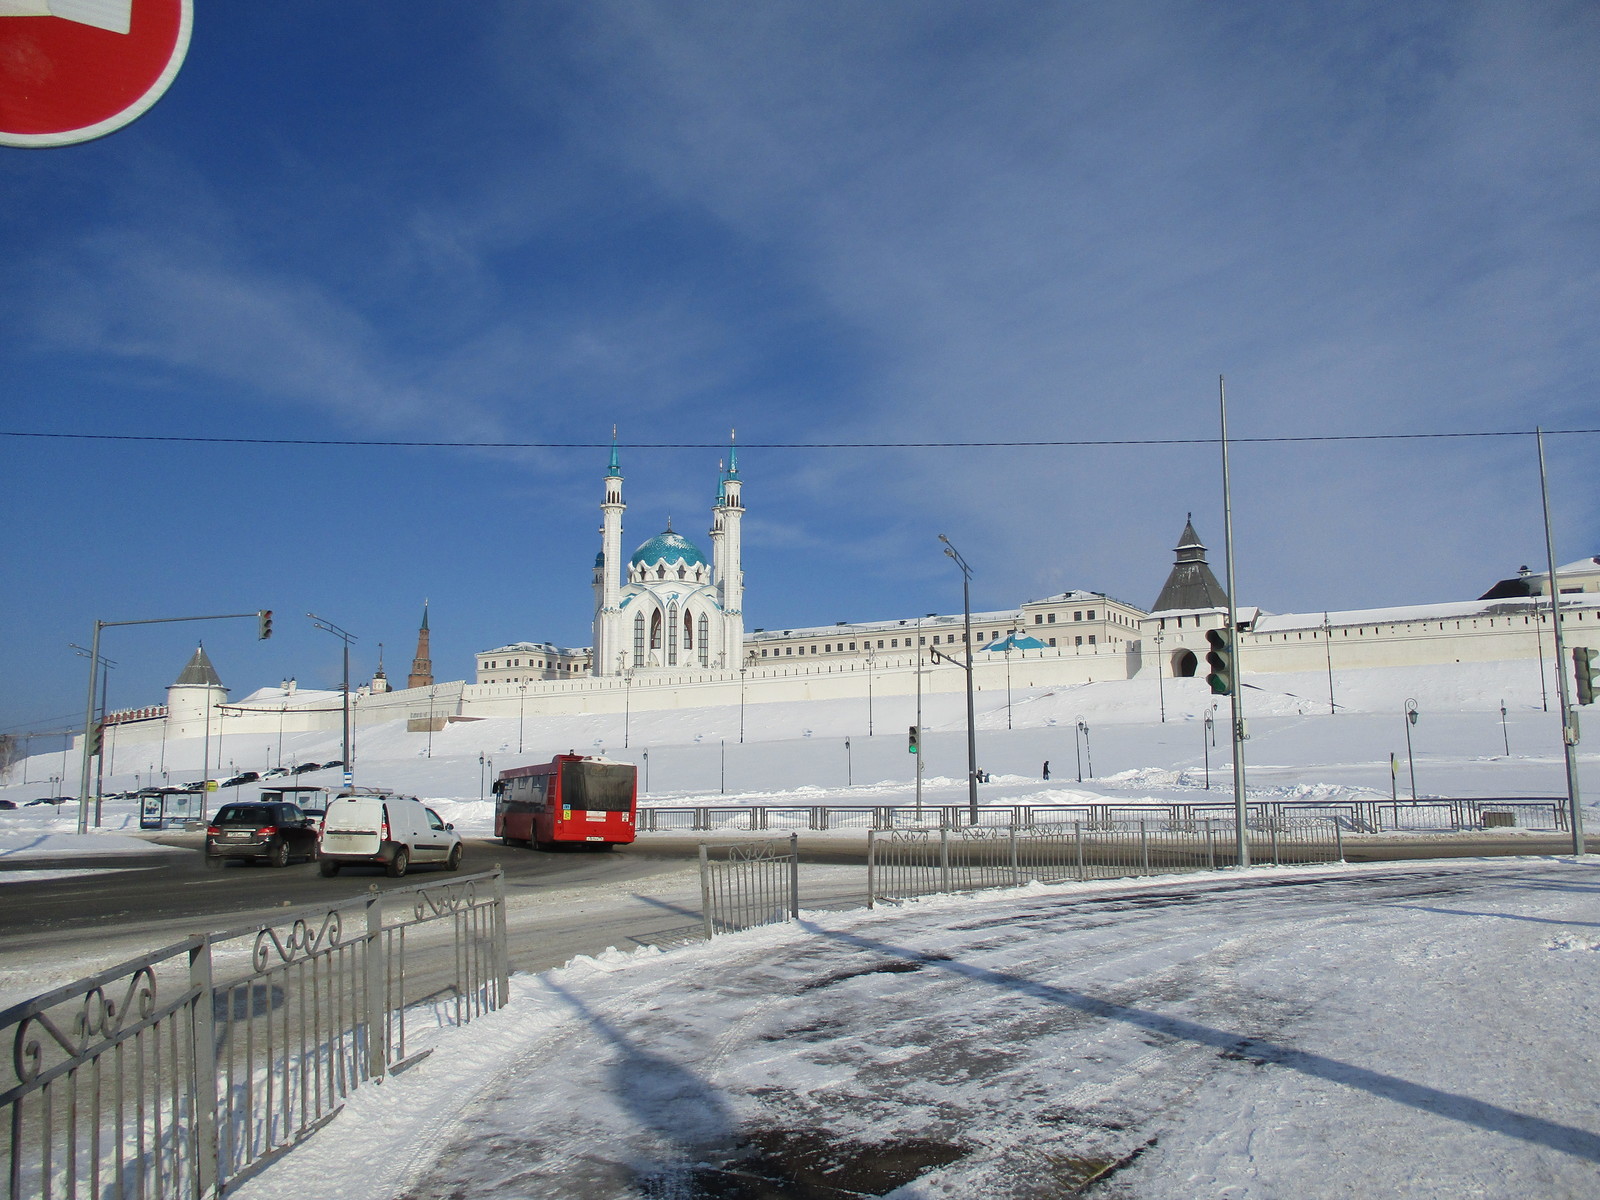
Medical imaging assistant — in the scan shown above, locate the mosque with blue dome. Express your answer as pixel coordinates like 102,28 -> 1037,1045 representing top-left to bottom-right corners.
590,437 -> 745,675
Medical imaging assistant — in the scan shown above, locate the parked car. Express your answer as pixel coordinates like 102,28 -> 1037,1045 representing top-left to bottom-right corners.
261,767 -> 290,780
204,801 -> 321,868
318,791 -> 462,877
222,771 -> 261,788
0,799 -> 16,810
321,759 -> 344,770
292,762 -> 322,775
27,796 -> 70,806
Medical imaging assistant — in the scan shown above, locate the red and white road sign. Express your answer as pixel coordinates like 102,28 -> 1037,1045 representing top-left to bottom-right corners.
0,0 -> 192,148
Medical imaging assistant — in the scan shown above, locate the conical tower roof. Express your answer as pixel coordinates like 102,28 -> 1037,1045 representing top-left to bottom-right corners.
1151,516 -> 1230,612
173,644 -> 224,688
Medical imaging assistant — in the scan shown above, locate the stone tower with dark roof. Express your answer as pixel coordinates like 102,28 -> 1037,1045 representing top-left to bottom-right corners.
1151,517 -> 1230,612
407,602 -> 433,689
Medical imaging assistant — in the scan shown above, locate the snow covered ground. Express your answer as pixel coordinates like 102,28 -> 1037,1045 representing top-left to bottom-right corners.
233,857 -> 1600,1199
4,658 -> 1598,1196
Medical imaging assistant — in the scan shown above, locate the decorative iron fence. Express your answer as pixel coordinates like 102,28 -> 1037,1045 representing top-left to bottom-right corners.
0,870 -> 509,1200
866,818 -> 1342,906
698,835 -> 801,938
642,798 -> 1566,835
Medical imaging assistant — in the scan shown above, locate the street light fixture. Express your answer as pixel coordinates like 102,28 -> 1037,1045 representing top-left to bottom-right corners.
740,652 -> 754,743
620,651 -> 632,748
1075,719 -> 1092,781
845,737 -> 852,787
1152,629 -> 1165,724
1403,698 -> 1420,801
518,681 -> 527,755
938,534 -> 979,826
308,612 -> 357,788
865,649 -> 876,737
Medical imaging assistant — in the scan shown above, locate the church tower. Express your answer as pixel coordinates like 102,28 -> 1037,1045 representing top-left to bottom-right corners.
593,432 -> 626,676
407,602 -> 434,689
1151,517 -> 1230,612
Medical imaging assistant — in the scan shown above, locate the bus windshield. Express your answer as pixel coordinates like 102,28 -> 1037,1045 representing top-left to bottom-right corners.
560,761 -> 634,812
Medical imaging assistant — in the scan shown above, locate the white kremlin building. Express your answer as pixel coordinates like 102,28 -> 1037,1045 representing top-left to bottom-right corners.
81,445 -> 1600,763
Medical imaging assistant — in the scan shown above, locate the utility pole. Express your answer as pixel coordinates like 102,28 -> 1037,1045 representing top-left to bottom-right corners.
1536,428 -> 1584,854
1219,376 -> 1249,867
939,536 -> 980,826
75,609 -> 270,835
309,613 -> 356,789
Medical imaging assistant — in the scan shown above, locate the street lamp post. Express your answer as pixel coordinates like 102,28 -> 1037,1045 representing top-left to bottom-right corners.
1152,630 -> 1165,724
518,682 -> 527,755
309,613 -> 357,789
426,686 -> 437,758
1535,427 -> 1585,854
1203,709 -> 1213,789
620,652 -> 632,749
845,738 -> 852,787
1322,613 -> 1336,715
478,753 -> 486,803
1500,700 -> 1509,757
915,614 -> 930,817
1076,720 -> 1092,781
739,654 -> 751,743
1403,699 -> 1420,801
938,535 -> 980,826
1004,641 -> 1013,731
73,608 -> 271,835
865,650 -> 876,737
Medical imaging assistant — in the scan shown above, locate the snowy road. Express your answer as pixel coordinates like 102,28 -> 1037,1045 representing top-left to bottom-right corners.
238,856 -> 1600,1200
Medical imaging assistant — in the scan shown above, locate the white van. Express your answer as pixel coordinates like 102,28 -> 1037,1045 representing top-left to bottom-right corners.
317,790 -> 463,877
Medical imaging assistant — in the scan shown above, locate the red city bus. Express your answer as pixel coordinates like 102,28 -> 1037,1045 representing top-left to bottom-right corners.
493,755 -> 637,849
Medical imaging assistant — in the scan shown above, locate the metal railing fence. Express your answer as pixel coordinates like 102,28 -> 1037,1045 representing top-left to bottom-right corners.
866,818 -> 1342,906
698,835 -> 800,938
1,870 -> 509,1200
642,798 -> 1565,834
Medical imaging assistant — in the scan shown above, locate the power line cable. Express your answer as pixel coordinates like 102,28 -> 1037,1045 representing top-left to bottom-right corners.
2,428 -> 1598,450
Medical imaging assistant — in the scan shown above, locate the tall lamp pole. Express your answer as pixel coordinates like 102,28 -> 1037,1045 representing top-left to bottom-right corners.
518,682 -> 527,755
939,535 -> 980,826
1536,428 -> 1584,853
865,650 -> 876,737
1322,613 -> 1336,715
1218,375 -> 1250,867
915,614 -> 930,816
1152,630 -> 1165,724
74,608 -> 271,835
308,613 -> 357,788
1403,699 -> 1420,801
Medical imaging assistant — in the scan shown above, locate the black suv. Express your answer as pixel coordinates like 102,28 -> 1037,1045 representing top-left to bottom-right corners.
205,801 -> 320,868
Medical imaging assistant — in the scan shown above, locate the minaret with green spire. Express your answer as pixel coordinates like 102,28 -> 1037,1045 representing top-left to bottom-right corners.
407,601 -> 434,689
595,427 -> 627,675
712,429 -> 744,668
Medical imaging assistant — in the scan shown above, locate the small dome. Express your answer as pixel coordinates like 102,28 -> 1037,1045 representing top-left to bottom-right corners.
629,529 -> 707,569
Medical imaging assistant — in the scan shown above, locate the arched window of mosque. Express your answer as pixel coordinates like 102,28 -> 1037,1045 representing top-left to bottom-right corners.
649,610 -> 662,650
697,614 -> 709,665
683,612 -> 694,648
657,565 -> 666,579
678,565 -> 686,579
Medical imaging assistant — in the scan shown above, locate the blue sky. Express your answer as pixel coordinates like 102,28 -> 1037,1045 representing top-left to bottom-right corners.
2,0 -> 1597,740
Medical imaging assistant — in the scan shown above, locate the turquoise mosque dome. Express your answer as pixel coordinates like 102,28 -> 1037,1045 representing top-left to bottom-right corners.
629,527 -> 707,569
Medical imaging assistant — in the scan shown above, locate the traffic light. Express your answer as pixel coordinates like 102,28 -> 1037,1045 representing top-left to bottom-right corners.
1574,646 -> 1597,706
258,610 -> 273,640
908,724 -> 919,754
1204,628 -> 1234,696
87,722 -> 103,759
